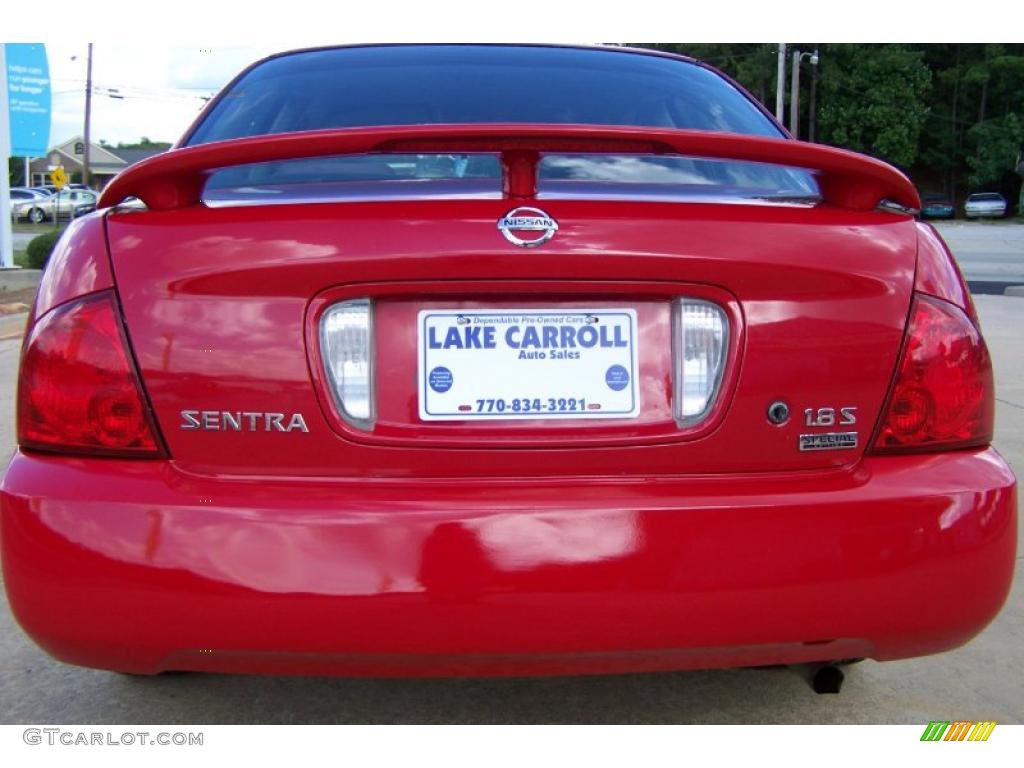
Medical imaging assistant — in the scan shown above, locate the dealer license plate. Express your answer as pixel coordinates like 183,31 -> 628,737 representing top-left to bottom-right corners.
417,308 -> 640,421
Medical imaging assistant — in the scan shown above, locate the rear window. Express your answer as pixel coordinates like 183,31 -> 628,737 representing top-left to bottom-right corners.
194,45 -> 819,206
969,193 -> 1003,202
188,45 -> 784,144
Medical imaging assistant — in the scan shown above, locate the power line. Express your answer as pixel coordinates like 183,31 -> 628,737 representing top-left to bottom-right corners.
52,86 -> 213,103
50,77 -> 216,101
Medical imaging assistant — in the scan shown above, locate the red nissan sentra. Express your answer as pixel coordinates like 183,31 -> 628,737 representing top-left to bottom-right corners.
1,44 -> 1016,680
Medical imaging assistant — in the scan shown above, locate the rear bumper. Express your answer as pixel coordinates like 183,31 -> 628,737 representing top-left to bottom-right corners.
964,207 -> 1006,218
1,448 -> 1016,677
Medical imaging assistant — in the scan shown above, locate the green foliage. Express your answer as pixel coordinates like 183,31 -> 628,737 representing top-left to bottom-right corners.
642,44 -> 781,104
816,45 -> 931,168
968,114 -> 1024,187
113,137 -> 172,151
633,43 -> 1024,205
99,137 -> 173,151
8,157 -> 27,186
25,230 -> 62,270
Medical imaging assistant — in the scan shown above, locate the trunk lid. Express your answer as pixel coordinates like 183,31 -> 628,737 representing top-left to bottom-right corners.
106,198 -> 916,477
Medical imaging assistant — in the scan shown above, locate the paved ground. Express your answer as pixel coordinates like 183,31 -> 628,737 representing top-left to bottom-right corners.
933,220 -> 1024,293
0,231 -> 1020,724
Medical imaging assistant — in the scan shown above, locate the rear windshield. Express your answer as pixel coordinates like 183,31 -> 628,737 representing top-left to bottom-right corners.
193,45 -> 818,205
969,193 -> 1003,202
188,45 -> 785,144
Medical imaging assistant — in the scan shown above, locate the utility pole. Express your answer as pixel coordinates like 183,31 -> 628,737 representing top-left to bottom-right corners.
790,49 -> 801,138
808,58 -> 818,143
0,44 -> 13,269
775,43 -> 786,123
1017,151 -> 1023,218
789,49 -> 819,140
83,43 -> 93,188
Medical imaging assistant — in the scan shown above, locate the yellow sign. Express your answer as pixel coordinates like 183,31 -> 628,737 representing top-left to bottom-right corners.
51,166 -> 68,190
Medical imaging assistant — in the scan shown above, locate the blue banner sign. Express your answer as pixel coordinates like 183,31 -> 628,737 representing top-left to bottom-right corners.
5,43 -> 50,157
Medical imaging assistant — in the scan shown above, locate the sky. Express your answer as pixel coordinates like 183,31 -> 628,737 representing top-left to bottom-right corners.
46,44 -> 281,148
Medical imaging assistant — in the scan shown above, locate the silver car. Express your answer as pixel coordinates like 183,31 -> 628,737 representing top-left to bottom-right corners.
964,192 -> 1007,219
7,187 -> 50,215
13,188 -> 97,223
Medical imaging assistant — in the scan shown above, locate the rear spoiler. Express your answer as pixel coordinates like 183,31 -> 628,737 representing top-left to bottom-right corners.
99,124 -> 919,213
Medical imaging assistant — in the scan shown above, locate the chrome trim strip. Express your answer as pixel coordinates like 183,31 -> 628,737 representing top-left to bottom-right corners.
877,198 -> 920,216
204,191 -> 503,207
202,193 -> 820,209
539,192 -> 820,207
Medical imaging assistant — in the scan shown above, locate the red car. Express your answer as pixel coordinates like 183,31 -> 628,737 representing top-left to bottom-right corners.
1,45 -> 1016,682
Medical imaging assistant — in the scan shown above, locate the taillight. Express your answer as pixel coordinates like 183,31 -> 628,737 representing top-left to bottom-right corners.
871,293 -> 993,453
320,298 -> 375,429
672,298 -> 729,425
18,291 -> 164,457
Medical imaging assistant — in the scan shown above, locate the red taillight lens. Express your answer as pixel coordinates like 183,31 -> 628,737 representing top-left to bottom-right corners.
18,291 -> 163,457
871,293 -> 993,453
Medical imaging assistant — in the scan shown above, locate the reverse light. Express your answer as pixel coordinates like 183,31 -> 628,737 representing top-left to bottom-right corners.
321,299 -> 375,429
18,291 -> 163,456
871,294 -> 993,453
672,299 -> 729,425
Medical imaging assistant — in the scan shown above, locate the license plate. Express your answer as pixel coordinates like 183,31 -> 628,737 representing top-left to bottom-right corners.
418,308 -> 640,421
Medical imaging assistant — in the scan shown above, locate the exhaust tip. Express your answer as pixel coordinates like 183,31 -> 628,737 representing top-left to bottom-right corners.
811,665 -> 845,694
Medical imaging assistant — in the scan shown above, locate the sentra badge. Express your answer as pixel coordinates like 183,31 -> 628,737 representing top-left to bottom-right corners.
181,410 -> 309,432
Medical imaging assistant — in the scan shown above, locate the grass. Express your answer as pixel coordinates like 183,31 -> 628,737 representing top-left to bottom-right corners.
12,221 -> 64,235
8,221 -> 65,270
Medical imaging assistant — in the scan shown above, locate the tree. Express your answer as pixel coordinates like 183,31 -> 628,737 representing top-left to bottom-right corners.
817,45 -> 931,168
97,137 -> 173,151
113,137 -> 173,151
8,157 -> 26,186
621,43 -> 1024,201
968,113 -> 1024,186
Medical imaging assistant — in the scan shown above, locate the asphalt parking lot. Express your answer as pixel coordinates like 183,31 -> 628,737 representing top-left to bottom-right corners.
933,220 -> 1024,293
0,226 -> 1021,724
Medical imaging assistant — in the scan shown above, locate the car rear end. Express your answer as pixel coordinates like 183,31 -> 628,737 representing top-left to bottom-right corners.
921,195 -> 954,219
1,45 -> 1016,677
965,193 -> 1008,218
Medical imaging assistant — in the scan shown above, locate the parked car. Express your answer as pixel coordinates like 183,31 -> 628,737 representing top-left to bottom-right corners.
964,192 -> 1007,218
13,188 -> 97,223
920,193 -> 955,219
7,187 -> 50,215
2,45 -> 1015,682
